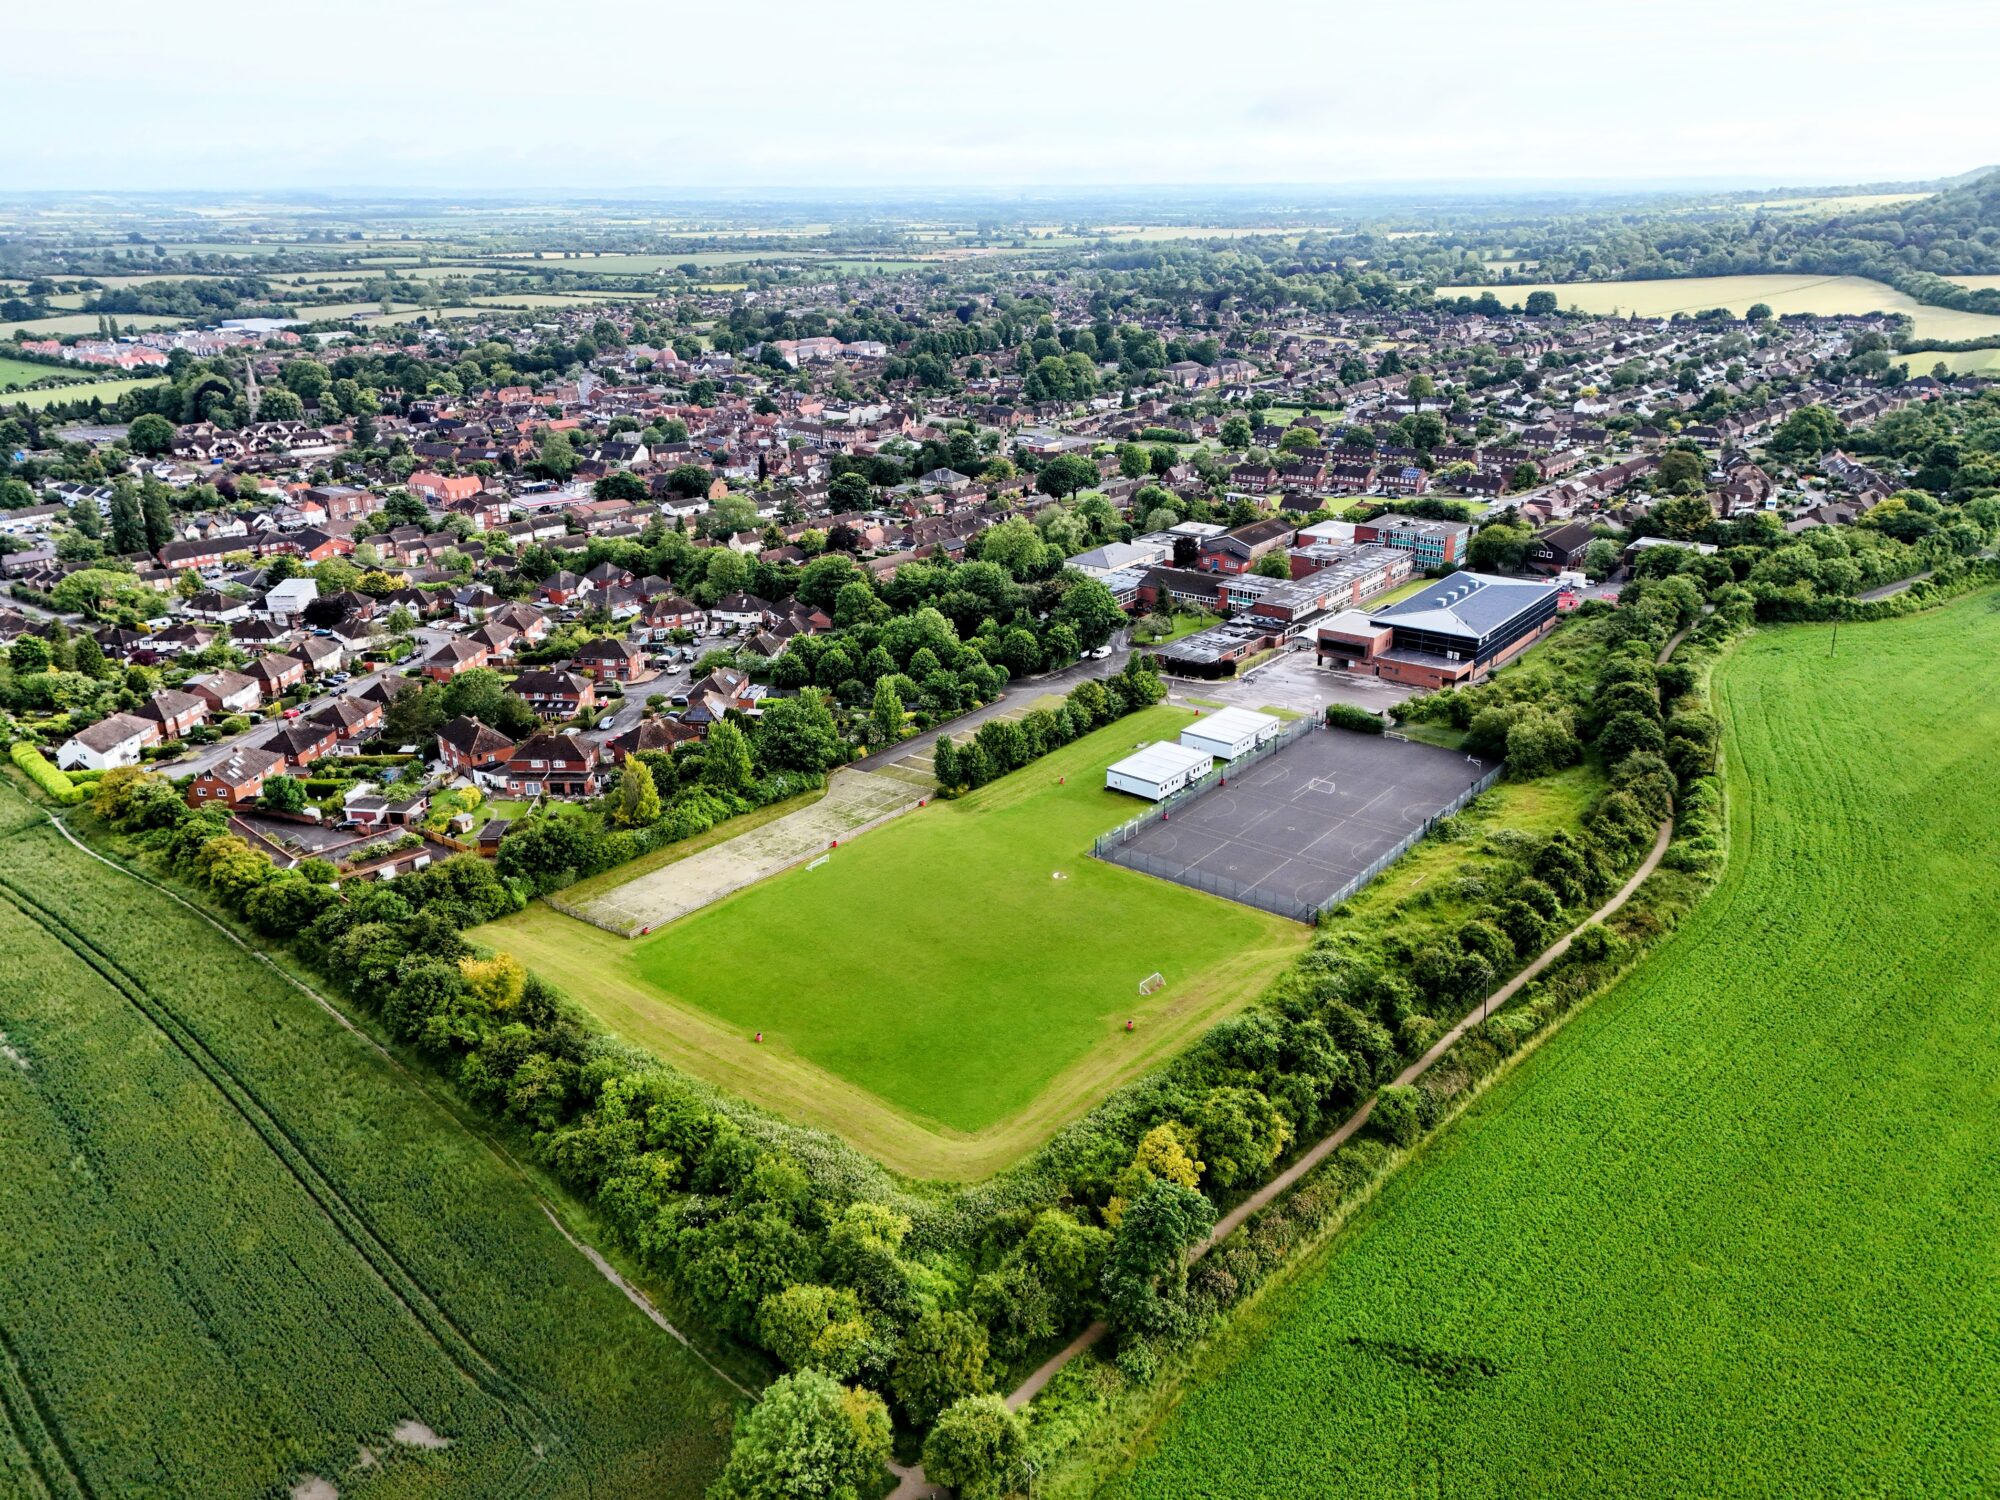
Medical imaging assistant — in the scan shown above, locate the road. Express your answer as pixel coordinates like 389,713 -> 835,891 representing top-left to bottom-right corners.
848,632 -> 1133,773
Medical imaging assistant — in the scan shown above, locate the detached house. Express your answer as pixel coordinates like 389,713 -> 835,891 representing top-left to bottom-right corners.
248,652 -> 307,697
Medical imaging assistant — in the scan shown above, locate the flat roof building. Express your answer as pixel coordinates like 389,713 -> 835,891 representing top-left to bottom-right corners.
1106,740 -> 1215,801
1316,571 -> 1561,691
1180,706 -> 1282,761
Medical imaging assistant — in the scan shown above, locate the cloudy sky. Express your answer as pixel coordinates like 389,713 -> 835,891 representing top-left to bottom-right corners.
12,0 -> 1998,194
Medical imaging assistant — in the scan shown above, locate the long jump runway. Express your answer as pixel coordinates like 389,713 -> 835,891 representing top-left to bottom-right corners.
1106,729 -> 1497,918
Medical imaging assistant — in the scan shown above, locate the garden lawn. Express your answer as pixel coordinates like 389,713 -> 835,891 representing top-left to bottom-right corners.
476,706 -> 1304,1173
1107,591 -> 2000,1499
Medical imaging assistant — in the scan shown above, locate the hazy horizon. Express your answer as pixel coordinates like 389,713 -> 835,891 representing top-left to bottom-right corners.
13,0 -> 1999,195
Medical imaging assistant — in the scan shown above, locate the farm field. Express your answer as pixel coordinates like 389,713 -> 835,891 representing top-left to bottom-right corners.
1436,272 -> 2000,343
473,706 -> 1306,1179
0,355 -> 81,391
0,375 -> 165,409
1107,592 -> 2000,1499
2,312 -> 187,339
1896,346 -> 2000,377
0,781 -> 737,1498
1945,273 -> 2000,292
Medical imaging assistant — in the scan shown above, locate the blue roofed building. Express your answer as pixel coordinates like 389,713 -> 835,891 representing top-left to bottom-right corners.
1314,572 -> 1562,690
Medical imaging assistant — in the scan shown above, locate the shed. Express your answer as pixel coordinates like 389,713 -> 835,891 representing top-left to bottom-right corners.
1180,706 -> 1282,761
1106,741 -> 1214,801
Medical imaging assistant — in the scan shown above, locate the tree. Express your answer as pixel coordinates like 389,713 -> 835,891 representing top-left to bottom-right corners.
594,470 -> 648,502
1278,425 -> 1321,454
1745,302 -> 1773,323
257,387 -> 304,422
1219,415 -> 1253,449
1524,291 -> 1559,317
1508,461 -> 1541,493
1251,551 -> 1291,580
1468,521 -> 1534,573
667,462 -> 715,499
610,761 -> 661,827
703,719 -> 755,795
756,689 -> 843,774
890,1309 -> 990,1426
535,430 -> 577,480
1581,537 -> 1622,581
757,1285 -> 874,1380
127,412 -> 176,455
1189,1086 -> 1290,1189
1100,1178 -> 1214,1336
1054,576 -> 1126,650
870,677 -> 904,746
260,775 -> 309,813
922,1395 -> 1027,1500
1655,448 -> 1706,492
1036,453 -> 1098,501
109,484 -> 147,555
931,734 -> 962,790
708,1370 -> 892,1500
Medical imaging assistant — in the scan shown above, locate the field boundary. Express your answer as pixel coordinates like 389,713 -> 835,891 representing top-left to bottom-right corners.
0,1324 -> 88,1500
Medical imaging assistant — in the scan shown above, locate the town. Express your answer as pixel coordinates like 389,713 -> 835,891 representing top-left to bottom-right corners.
3,157 -> 1997,1500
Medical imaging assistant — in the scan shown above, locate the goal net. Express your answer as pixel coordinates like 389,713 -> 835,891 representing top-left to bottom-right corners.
807,854 -> 830,870
1305,776 -> 1339,796
1138,971 -> 1165,996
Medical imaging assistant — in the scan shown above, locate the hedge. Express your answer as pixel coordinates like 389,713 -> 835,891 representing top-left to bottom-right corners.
10,742 -> 85,805
1324,702 -> 1385,734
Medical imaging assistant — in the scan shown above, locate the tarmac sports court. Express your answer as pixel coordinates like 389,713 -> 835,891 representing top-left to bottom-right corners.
1106,727 -> 1498,918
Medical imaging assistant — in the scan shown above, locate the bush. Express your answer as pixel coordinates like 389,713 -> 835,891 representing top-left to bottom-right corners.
1372,1084 -> 1425,1146
921,1395 -> 1027,1500
1325,702 -> 1385,734
10,742 -> 84,804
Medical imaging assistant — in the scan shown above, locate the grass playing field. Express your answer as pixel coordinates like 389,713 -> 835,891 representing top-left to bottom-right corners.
1436,272 -> 2000,344
473,705 -> 1306,1179
1105,591 -> 2000,1498
0,782 -> 737,1498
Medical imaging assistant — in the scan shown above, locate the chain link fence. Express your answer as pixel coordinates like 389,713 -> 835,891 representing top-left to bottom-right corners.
1094,716 -> 1504,924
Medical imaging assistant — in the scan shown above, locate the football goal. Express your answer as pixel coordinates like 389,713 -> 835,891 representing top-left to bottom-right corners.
1138,971 -> 1166,996
807,854 -> 831,871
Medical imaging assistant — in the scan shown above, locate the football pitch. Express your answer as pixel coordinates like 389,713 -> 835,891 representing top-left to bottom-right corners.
473,705 -> 1307,1179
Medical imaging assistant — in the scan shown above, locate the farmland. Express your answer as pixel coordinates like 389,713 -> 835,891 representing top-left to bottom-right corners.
1,312 -> 188,339
1436,272 -> 2000,343
0,781 -> 737,1498
0,375 -> 166,409
1106,592 -> 2000,1498
0,355 -> 81,392
472,705 -> 1306,1179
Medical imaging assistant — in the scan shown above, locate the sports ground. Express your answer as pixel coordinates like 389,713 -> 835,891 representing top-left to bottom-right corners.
473,705 -> 1308,1179
1105,727 -> 1498,919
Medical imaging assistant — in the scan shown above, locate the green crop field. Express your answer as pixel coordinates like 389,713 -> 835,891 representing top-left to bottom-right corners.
0,782 -> 736,1498
1436,272 -> 2000,343
1107,592 -> 2000,1498
0,374 -> 166,409
0,355 -> 80,391
474,705 -> 1305,1179
1897,346 -> 2000,377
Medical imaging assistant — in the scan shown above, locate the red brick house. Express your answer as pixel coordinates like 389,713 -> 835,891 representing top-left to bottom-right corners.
186,746 -> 285,808
265,718 -> 340,768
133,689 -> 210,741
502,731 -> 601,798
248,653 -> 307,696
421,638 -> 490,682
509,669 -> 595,720
572,637 -> 648,683
437,715 -> 515,774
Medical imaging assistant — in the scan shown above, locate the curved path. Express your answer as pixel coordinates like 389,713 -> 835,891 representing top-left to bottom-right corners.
1002,619 -> 1694,1417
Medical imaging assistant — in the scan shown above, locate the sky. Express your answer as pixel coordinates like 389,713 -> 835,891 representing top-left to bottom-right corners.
12,0 -> 1999,195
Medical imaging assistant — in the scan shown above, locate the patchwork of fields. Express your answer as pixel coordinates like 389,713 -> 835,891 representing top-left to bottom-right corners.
1437,272 -> 2000,343
0,783 -> 737,1498
474,705 -> 1307,1179
1109,592 -> 2000,1498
